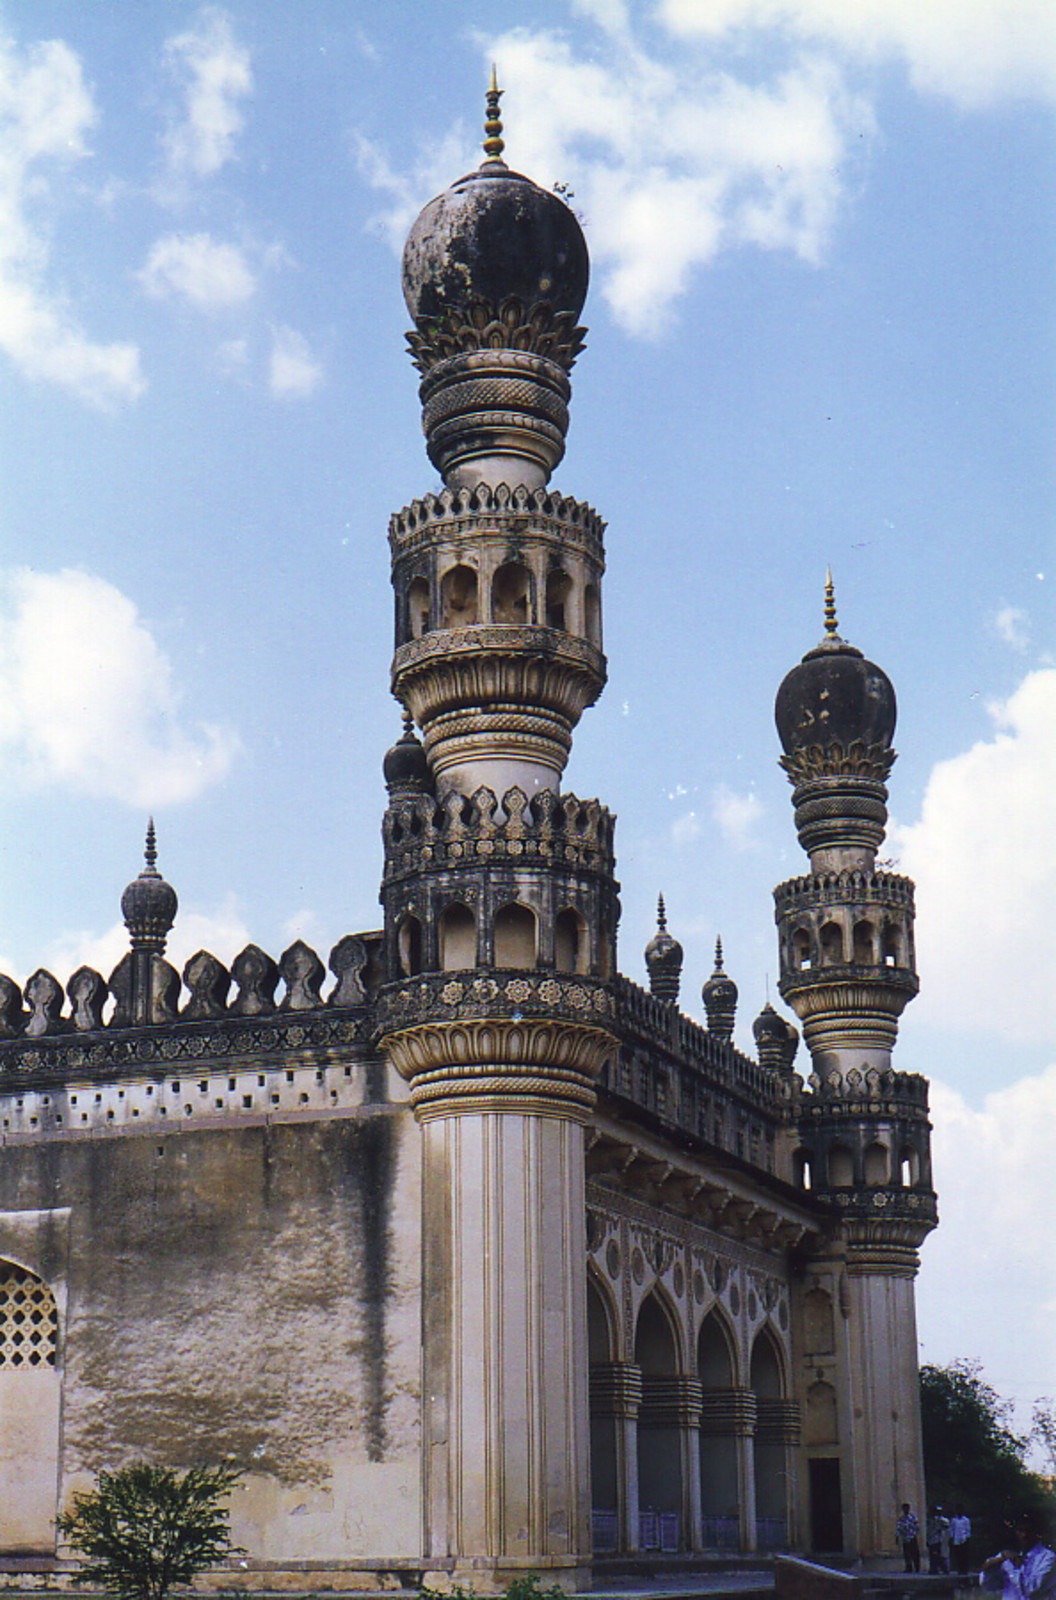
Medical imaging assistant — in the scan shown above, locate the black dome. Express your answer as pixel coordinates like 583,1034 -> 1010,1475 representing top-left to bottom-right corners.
384,720 -> 430,793
775,633 -> 896,757
121,821 -> 178,949
402,161 -> 589,326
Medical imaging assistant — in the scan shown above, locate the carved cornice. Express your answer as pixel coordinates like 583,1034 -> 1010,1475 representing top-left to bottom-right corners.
381,1016 -> 614,1120
406,296 -> 587,377
388,484 -> 605,562
391,626 -> 606,717
778,973 -> 918,1021
376,970 -> 615,1034
0,1009 -> 373,1090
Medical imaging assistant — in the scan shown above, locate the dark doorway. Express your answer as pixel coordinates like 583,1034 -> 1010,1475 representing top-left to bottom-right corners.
809,1458 -> 843,1552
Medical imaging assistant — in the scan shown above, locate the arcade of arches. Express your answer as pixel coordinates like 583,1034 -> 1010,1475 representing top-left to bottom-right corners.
587,1197 -> 803,1555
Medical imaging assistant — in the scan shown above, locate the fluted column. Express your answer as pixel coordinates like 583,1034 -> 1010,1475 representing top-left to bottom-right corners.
385,1017 -> 613,1587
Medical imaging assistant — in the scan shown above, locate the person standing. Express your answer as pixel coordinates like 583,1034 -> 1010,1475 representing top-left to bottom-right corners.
1016,1515 -> 1055,1600
929,1506 -> 952,1574
898,1503 -> 922,1573
951,1505 -> 973,1576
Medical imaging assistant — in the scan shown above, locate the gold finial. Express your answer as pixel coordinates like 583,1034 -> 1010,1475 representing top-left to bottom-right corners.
824,567 -> 839,636
656,893 -> 667,932
483,65 -> 505,162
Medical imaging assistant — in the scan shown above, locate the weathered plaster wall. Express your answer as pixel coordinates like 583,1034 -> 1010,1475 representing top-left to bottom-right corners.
0,1086 -> 422,1564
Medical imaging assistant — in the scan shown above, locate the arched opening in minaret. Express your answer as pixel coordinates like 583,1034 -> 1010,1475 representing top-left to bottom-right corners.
852,919 -> 875,964
882,921 -> 901,967
793,1149 -> 813,1189
751,1327 -> 788,1548
899,1146 -> 920,1186
585,583 -> 601,647
0,1261 -> 61,1553
863,1141 -> 889,1185
492,561 -> 531,624
698,1308 -> 739,1549
635,1293 -> 683,1550
827,1145 -> 854,1187
407,576 -> 430,640
597,913 -> 613,980
493,902 -> 536,968
440,563 -> 478,627
792,927 -> 812,970
587,1275 -> 619,1551
397,915 -> 422,977
546,569 -> 572,631
555,907 -> 588,974
819,921 -> 843,965
439,903 -> 476,971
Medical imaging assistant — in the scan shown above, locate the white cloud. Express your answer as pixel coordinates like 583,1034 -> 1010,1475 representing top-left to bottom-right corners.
356,124 -> 477,255
268,324 -> 323,399
139,232 -> 256,310
992,603 -> 1030,653
712,783 -> 763,848
0,568 -> 241,807
362,28 -> 870,337
658,0 -> 1056,110
917,1068 -> 1056,1419
895,668 -> 1056,1044
671,809 -> 703,847
0,35 -> 144,405
163,8 -> 252,179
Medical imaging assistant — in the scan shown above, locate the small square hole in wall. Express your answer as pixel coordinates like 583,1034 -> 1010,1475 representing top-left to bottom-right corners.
184,1105 -> 193,1116
344,1067 -> 351,1077
242,1095 -> 252,1108
199,1081 -> 208,1094
286,1071 -> 294,1083
215,1099 -> 224,1109
146,1085 -> 154,1096
95,1093 -> 102,1104
271,1093 -> 280,1106
299,1093 -> 308,1105
171,1081 -> 180,1092
228,1078 -> 236,1091
257,1075 -> 265,1087
315,1070 -> 323,1083
71,1094 -> 78,1105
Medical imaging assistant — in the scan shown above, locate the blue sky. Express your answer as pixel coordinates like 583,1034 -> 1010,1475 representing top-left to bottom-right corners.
0,1 -> 1054,1457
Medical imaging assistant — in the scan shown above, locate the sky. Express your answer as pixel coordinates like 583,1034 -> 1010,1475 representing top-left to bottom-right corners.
0,0 -> 1054,1462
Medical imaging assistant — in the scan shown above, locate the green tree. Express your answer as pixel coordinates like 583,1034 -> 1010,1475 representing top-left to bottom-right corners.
920,1361 -> 1054,1551
57,1463 -> 242,1600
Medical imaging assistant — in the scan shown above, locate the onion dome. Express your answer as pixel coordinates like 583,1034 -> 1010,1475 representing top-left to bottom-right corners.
702,937 -> 738,1042
753,1001 -> 799,1072
401,76 -> 589,489
775,573 -> 896,760
120,820 -> 178,953
402,74 -> 588,332
644,895 -> 683,1004
383,712 -> 431,798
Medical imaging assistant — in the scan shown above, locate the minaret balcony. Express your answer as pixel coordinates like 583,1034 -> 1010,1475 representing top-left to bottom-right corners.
391,623 -> 606,719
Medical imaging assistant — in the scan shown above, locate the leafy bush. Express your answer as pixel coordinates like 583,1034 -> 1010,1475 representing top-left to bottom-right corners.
57,1462 -> 242,1600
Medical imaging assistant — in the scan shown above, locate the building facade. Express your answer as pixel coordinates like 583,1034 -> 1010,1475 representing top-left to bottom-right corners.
0,92 -> 936,1591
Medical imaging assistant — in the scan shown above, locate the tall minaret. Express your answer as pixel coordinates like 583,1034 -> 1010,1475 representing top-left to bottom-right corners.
773,579 -> 937,1560
377,81 -> 618,1590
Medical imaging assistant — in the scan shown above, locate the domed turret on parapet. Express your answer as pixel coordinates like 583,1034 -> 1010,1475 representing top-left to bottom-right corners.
752,1001 -> 798,1073
401,73 -> 589,489
121,819 -> 178,953
383,713 -> 431,799
644,895 -> 683,1004
701,937 -> 737,1041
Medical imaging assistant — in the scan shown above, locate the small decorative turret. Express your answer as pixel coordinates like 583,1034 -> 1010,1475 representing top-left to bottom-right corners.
113,821 -> 180,1028
383,713 -> 431,799
644,895 -> 682,1003
701,937 -> 737,1041
120,819 -> 178,952
752,1001 -> 798,1073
